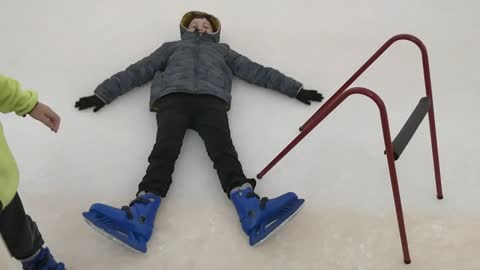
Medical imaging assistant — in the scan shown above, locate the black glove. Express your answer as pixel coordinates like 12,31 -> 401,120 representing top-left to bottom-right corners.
296,89 -> 324,105
75,95 -> 105,112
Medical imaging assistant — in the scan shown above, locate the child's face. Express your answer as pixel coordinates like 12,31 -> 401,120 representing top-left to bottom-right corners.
188,18 -> 214,34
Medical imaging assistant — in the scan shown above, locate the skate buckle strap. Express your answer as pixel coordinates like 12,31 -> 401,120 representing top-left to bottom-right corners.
22,248 -> 62,270
121,196 -> 151,220
246,192 -> 269,210
23,256 -> 47,270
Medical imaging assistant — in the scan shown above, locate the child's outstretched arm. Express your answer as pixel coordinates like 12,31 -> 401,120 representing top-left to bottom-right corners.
0,74 -> 60,132
75,43 -> 174,112
225,47 -> 323,105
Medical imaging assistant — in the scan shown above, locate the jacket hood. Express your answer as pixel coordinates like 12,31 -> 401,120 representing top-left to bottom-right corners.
180,11 -> 221,42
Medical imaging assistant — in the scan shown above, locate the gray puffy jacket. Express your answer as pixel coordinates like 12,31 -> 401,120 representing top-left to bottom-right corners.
94,11 -> 303,111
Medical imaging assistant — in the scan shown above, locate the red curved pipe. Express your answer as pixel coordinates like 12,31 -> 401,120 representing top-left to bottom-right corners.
299,34 -> 442,198
259,87 -> 412,263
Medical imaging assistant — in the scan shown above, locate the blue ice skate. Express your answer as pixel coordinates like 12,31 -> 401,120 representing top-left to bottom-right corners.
82,193 -> 161,253
231,187 -> 304,246
21,247 -> 65,270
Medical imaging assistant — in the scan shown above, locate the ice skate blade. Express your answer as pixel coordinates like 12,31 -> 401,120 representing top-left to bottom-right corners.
83,213 -> 147,254
251,199 -> 305,246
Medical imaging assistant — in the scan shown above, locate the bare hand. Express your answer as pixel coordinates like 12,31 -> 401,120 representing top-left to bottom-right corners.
28,102 -> 61,133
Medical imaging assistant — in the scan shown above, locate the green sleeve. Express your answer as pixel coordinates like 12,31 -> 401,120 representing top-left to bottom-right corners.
0,74 -> 38,116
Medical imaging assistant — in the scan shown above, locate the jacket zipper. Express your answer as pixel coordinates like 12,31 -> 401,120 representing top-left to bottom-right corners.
194,32 -> 202,93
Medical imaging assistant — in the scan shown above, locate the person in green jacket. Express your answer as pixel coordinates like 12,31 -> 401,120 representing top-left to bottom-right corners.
0,74 -> 65,269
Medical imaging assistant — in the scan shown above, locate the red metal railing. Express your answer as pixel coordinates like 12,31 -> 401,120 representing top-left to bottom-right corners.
257,34 -> 444,264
